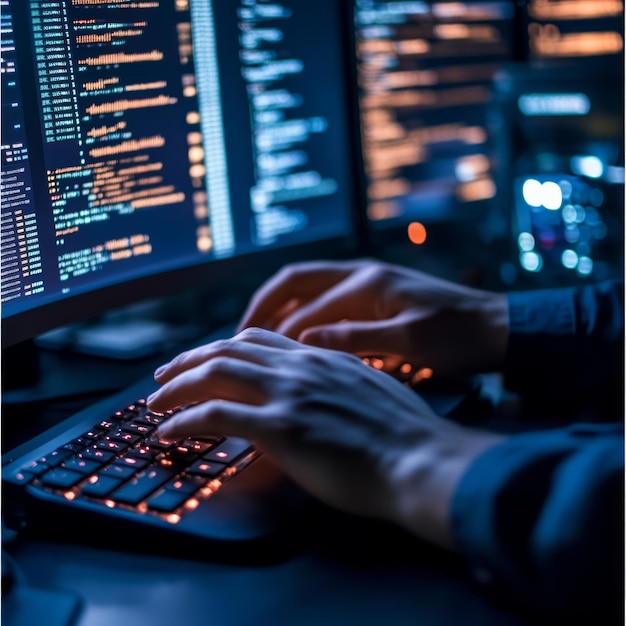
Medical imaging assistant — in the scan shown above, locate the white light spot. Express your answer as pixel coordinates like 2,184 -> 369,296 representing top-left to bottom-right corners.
518,231 -> 535,251
562,204 -> 576,223
521,251 -> 543,272
561,249 -> 579,269
571,156 -> 604,179
522,179 -> 542,207
542,181 -> 563,210
577,257 -> 593,276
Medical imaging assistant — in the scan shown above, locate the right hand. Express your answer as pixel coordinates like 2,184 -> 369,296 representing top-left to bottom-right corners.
149,328 -> 504,549
237,259 -> 509,379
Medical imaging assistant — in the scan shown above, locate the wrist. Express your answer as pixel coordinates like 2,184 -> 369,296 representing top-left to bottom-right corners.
390,425 -> 505,549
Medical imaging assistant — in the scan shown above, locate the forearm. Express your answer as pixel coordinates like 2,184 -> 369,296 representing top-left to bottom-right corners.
450,423 -> 624,621
387,426 -> 505,550
504,280 -> 624,410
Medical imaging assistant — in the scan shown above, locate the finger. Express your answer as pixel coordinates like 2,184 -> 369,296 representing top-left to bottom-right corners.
299,318 -> 409,358
275,270 -> 381,339
154,328 -> 299,383
237,260 -> 356,331
157,400 -> 265,442
148,356 -> 272,413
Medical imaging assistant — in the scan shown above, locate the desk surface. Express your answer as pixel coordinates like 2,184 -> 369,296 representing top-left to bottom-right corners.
4,517 -> 531,626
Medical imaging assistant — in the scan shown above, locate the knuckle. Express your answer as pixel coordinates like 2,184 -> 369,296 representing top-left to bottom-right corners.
237,326 -> 268,341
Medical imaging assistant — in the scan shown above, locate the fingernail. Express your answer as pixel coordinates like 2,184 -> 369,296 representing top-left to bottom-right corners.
147,392 -> 158,405
154,364 -> 168,379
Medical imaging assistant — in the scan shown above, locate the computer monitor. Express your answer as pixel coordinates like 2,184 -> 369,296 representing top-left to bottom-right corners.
352,1 -> 518,233
1,0 -> 365,351
351,0 -> 624,286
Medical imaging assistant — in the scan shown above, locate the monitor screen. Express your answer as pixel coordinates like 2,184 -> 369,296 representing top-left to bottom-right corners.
1,0 -> 363,348
351,0 -> 624,287
352,0 -> 517,229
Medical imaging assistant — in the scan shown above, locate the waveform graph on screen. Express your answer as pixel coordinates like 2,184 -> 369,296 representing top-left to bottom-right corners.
27,0 -> 210,293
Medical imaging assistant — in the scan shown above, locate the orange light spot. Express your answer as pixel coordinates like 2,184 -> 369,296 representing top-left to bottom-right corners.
64,491 -> 76,501
407,221 -> 427,245
185,498 -> 200,510
166,514 -> 181,524
420,367 -> 433,379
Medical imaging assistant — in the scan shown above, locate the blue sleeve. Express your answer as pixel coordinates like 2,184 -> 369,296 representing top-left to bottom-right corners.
451,423 -> 624,623
504,279 -> 623,415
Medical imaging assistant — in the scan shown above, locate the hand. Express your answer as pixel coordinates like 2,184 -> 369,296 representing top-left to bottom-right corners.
237,259 -> 509,379
147,328 -> 503,549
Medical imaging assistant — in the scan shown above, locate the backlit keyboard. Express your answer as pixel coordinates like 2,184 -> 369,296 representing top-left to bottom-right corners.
8,399 -> 258,525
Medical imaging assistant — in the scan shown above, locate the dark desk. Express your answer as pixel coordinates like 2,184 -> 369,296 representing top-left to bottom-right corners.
2,341 -> 532,626
4,518 -> 531,626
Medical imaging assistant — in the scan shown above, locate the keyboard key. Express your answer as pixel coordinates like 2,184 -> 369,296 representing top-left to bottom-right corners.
100,463 -> 136,480
121,422 -> 155,437
80,475 -> 122,498
96,439 -> 128,454
95,420 -> 116,432
135,412 -> 166,427
203,438 -> 253,463
41,468 -> 84,489
114,455 -> 150,471
40,448 -> 73,467
21,460 -> 50,476
111,467 -> 176,505
125,446 -> 157,461
164,475 -> 205,494
109,429 -> 142,446
188,459 -> 227,478
181,439 -> 215,455
79,447 -> 116,463
63,457 -> 102,474
162,446 -> 200,467
66,438 -> 90,451
147,488 -> 190,512
144,435 -> 176,452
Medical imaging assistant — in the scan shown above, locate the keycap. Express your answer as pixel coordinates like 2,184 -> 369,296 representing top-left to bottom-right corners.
80,475 -> 122,498
187,459 -> 227,478
203,437 -> 252,463
147,489 -> 190,512
111,467 -> 176,505
41,468 -> 84,489
79,447 -> 116,463
63,457 -> 102,474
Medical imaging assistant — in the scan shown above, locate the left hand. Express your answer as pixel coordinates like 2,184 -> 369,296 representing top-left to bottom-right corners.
147,328 -> 503,549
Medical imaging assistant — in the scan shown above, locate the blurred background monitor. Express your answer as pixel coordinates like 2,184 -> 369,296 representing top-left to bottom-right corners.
352,0 -> 624,288
489,61 -> 624,289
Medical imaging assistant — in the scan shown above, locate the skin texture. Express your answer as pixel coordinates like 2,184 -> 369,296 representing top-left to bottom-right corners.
148,259 -> 510,549
237,259 -> 509,379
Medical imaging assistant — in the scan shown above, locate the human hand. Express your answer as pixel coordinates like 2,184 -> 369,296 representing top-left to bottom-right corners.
147,328 -> 503,549
237,259 -> 509,379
